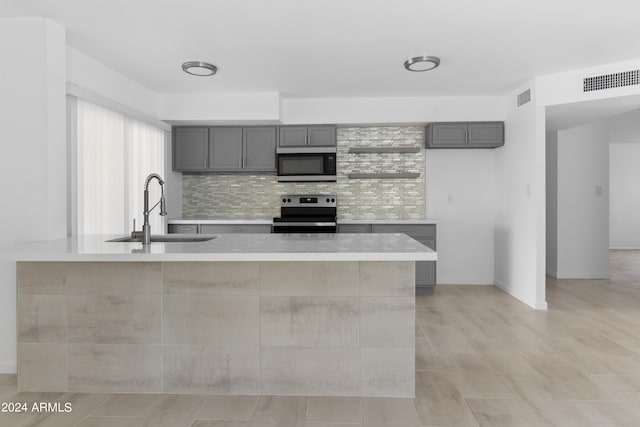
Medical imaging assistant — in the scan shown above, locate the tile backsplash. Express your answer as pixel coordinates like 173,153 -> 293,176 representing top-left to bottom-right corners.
182,126 -> 426,219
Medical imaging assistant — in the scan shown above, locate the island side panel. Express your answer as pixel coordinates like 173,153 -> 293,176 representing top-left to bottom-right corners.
17,262 -> 163,392
359,261 -> 416,397
16,260 -> 416,397
259,261 -> 361,395
162,262 -> 261,394
258,260 -> 415,397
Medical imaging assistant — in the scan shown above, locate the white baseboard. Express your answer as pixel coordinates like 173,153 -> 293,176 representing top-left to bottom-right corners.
437,282 -> 493,286
437,276 -> 494,285
535,300 -> 548,310
553,272 -> 609,279
546,269 -> 558,278
494,279 -> 547,310
610,247 -> 640,250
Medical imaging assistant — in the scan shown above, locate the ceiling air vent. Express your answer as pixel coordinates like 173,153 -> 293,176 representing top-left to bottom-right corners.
517,89 -> 531,106
583,70 -> 640,92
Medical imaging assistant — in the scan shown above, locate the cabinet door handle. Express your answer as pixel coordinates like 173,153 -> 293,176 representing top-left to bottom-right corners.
204,156 -> 207,168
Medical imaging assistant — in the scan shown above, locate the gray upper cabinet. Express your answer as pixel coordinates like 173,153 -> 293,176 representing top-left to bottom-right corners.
278,125 -> 336,148
428,124 -> 468,148
243,127 -> 276,171
467,123 -> 504,148
209,127 -> 243,170
426,122 -> 504,149
174,126 -> 277,172
307,126 -> 337,146
173,127 -> 209,171
279,126 -> 308,147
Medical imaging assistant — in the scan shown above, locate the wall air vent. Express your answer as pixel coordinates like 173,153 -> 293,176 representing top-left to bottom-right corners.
517,89 -> 531,106
583,70 -> 640,92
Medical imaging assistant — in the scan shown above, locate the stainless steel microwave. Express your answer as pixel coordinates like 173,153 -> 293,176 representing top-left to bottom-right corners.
276,148 -> 337,182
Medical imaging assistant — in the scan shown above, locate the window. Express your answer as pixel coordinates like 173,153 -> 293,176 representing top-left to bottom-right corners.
73,98 -> 167,235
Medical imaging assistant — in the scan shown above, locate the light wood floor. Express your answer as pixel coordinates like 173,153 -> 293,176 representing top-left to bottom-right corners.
3,250 -> 640,426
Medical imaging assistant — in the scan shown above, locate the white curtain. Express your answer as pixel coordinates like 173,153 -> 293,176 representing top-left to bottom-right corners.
76,99 -> 166,235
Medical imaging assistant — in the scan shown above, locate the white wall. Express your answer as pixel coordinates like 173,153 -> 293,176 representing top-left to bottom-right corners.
67,46 -> 158,119
546,130 -> 558,276
0,17 -> 67,372
426,150 -> 496,284
494,80 -> 547,309
158,94 -> 506,125
282,96 -> 506,124
164,132 -> 182,219
158,92 -> 281,124
555,121 -> 609,278
608,108 -> 640,249
610,142 -> 640,249
608,109 -> 640,143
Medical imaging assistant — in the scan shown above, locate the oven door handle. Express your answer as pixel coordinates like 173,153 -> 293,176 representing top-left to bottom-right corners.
273,222 -> 337,227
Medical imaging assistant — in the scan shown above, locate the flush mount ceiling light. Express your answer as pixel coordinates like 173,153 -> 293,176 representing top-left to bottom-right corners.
182,61 -> 218,76
403,56 -> 440,72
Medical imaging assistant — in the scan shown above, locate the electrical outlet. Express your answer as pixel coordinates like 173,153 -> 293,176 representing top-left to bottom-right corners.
448,193 -> 454,203
595,185 -> 603,196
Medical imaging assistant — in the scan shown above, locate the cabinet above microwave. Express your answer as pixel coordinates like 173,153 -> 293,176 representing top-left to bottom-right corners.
278,125 -> 337,148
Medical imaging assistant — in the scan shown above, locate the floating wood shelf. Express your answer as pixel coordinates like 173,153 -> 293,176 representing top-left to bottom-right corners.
348,147 -> 421,154
347,173 -> 421,179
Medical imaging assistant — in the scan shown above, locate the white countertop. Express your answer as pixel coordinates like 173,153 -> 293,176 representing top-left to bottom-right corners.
168,218 -> 436,225
9,233 -> 437,262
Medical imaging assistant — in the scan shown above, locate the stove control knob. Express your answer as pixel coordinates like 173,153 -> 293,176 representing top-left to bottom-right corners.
282,198 -> 287,203
326,198 -> 330,203
331,198 -> 335,202
287,198 -> 292,203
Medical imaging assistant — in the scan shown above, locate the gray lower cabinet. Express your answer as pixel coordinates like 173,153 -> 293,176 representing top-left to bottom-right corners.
167,224 -> 198,234
173,126 -> 276,172
426,122 -> 504,149
173,127 -> 209,171
169,223 -> 272,234
199,224 -> 272,234
337,224 -> 372,233
278,125 -> 336,148
370,224 -> 437,294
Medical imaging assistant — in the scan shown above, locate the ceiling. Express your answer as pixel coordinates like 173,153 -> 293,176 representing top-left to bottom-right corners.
3,0 -> 640,97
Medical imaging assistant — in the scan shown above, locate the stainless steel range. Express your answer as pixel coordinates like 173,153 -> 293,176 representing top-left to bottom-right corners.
272,195 -> 337,233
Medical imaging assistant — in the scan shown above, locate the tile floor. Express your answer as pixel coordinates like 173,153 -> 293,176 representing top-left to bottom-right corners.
3,250 -> 640,426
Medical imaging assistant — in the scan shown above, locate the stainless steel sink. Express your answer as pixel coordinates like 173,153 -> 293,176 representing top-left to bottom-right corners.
107,235 -> 216,243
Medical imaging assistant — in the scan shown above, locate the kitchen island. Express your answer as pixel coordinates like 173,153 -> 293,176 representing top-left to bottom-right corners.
13,233 -> 435,397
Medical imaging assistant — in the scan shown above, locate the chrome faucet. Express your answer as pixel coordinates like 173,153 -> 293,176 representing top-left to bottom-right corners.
140,173 -> 167,244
